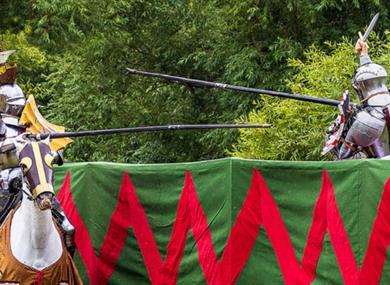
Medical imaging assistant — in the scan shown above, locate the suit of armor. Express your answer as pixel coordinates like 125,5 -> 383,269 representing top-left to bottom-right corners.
0,50 -> 76,254
323,38 -> 390,160
338,52 -> 390,159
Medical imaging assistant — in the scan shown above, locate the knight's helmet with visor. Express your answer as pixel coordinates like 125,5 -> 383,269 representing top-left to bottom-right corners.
352,61 -> 389,100
0,50 -> 26,117
0,50 -> 26,136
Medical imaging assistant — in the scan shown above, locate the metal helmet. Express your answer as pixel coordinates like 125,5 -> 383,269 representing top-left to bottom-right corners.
0,50 -> 16,84
0,84 -> 25,118
352,63 -> 388,99
0,50 -> 15,65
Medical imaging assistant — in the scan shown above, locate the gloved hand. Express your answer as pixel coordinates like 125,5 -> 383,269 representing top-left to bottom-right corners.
9,176 -> 22,194
355,37 -> 368,56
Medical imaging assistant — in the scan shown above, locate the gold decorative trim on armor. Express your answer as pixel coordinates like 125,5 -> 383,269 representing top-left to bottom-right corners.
32,184 -> 54,199
0,62 -> 16,75
31,142 -> 54,198
44,153 -> 54,167
19,95 -> 73,151
20,157 -> 32,174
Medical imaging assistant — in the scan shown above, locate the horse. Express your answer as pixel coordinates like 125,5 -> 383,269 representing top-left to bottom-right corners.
0,139 -> 82,284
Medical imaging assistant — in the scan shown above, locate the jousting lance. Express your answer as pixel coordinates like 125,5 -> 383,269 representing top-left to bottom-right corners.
126,68 -> 341,107
31,124 -> 272,140
126,13 -> 380,108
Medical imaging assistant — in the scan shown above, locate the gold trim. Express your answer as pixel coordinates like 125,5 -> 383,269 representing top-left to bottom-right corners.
44,153 -> 54,167
19,95 -> 73,151
32,184 -> 54,198
31,142 -> 55,199
20,157 -> 32,174
32,142 -> 46,183
0,62 -> 16,75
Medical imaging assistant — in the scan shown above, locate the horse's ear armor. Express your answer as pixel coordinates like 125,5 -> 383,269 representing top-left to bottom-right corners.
20,157 -> 32,174
52,151 -> 64,166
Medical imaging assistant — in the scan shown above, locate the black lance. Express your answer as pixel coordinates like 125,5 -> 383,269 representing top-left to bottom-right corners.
126,68 -> 341,107
30,124 -> 272,140
127,13 -> 381,107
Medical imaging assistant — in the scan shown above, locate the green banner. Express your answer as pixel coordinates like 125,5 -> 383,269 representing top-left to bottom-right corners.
53,158 -> 390,285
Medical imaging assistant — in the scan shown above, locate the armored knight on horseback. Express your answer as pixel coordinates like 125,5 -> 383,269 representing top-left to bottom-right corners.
0,49 -> 76,255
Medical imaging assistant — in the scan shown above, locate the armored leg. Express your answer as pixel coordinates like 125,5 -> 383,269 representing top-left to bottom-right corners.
52,197 -> 76,256
0,168 -> 23,224
339,109 -> 388,159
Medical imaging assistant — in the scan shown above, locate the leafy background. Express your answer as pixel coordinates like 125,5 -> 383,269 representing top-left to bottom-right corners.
2,0 -> 390,162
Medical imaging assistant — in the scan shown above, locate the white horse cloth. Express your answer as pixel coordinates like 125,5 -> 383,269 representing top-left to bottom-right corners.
0,208 -> 82,285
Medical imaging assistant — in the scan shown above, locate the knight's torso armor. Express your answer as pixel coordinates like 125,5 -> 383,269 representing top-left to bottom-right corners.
0,82 -> 26,218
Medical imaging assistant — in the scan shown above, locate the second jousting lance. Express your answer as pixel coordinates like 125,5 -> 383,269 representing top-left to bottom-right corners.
126,68 -> 340,107
126,13 -> 380,108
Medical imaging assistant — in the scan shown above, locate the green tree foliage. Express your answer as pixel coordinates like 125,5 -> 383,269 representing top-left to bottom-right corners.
1,1 -> 390,162
0,1 -> 33,32
0,31 -> 49,100
231,34 -> 390,160
30,0 -> 265,162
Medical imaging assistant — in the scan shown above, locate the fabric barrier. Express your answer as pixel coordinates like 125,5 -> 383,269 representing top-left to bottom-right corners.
53,158 -> 390,285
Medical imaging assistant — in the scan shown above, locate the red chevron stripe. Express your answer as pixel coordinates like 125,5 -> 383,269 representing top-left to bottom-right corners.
56,172 -> 99,284
57,169 -> 390,284
57,173 -> 140,285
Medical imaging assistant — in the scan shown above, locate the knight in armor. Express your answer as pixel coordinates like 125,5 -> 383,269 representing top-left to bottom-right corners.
341,37 -> 390,159
323,37 -> 390,159
0,50 -> 76,255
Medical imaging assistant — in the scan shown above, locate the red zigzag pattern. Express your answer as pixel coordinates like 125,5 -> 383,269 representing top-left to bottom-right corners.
57,169 -> 390,285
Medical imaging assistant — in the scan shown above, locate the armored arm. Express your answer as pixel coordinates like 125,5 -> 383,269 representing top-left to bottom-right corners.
322,91 -> 353,159
355,38 -> 372,66
0,139 -> 19,171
